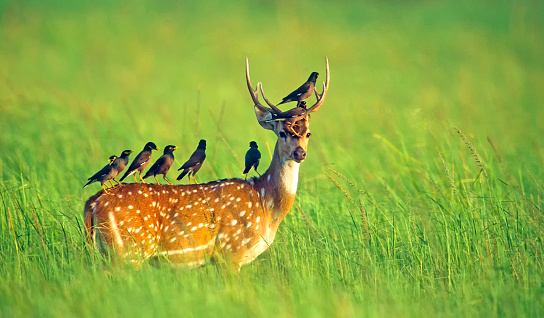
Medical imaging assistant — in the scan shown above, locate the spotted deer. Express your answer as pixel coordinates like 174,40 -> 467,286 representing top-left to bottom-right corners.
84,58 -> 329,270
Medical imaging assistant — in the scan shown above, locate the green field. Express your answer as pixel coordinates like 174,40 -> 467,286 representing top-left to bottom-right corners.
1,0 -> 543,316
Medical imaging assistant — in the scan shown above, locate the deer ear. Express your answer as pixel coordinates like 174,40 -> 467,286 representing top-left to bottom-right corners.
254,106 -> 275,130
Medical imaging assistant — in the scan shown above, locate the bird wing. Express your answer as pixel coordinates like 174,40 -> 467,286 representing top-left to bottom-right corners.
180,150 -> 206,170
145,156 -> 166,176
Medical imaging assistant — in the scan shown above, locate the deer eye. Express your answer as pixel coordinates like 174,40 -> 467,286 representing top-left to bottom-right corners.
279,131 -> 287,139
306,132 -> 312,138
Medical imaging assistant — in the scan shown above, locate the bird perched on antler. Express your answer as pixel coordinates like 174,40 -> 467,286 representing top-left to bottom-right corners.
119,142 -> 159,183
277,72 -> 319,107
112,149 -> 133,185
143,145 -> 179,185
83,155 -> 118,194
243,141 -> 261,180
177,139 -> 206,184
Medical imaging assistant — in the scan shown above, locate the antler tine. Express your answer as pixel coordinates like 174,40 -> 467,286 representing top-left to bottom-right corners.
259,83 -> 282,113
246,57 -> 268,113
307,57 -> 330,114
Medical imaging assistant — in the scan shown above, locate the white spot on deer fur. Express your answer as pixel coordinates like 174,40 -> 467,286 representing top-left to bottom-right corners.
115,207 -> 120,211
128,205 -> 133,210
136,210 -> 140,214
221,205 -> 226,209
198,223 -> 204,228
144,216 -> 148,221
187,222 -> 192,226
247,222 -> 252,228
261,188 -> 266,198
267,175 -> 271,182
119,221 -> 124,226
232,220 -> 238,225
256,225 -> 260,230
144,193 -> 148,197
108,212 -> 124,248
220,183 -> 225,187
148,187 -> 153,191
237,229 -> 241,234
236,197 -> 241,202
256,216 -> 261,223
191,226 -> 197,231
241,184 -> 245,188
128,192 -> 132,195
248,202 -> 252,208
240,211 -> 246,217
170,237 -> 177,243
152,202 -> 156,207
186,205 -> 192,209
138,190 -> 143,194
256,202 -> 260,208
104,202 -> 109,207
248,179 -> 255,186
118,195 -> 123,198
194,202 -> 199,206
230,197 -> 234,201
193,189 -> 197,193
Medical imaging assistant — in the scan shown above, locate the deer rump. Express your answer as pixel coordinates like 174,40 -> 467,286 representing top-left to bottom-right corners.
84,181 -> 278,268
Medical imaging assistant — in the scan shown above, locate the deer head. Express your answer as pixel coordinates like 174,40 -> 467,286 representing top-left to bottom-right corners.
245,57 -> 330,163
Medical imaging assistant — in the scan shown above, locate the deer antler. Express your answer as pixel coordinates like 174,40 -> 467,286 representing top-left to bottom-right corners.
246,57 -> 285,115
307,57 -> 330,114
246,57 -> 270,114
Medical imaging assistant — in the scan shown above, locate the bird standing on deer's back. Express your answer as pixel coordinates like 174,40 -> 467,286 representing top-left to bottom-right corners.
112,150 -> 134,186
83,155 -> 118,193
243,141 -> 261,179
143,145 -> 178,185
177,139 -> 206,184
119,142 -> 160,183
277,72 -> 319,107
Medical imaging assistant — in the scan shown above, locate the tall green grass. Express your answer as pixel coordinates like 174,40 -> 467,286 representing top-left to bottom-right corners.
1,0 -> 543,316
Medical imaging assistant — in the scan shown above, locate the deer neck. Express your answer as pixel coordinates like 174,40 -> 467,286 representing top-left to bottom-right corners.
256,143 -> 300,224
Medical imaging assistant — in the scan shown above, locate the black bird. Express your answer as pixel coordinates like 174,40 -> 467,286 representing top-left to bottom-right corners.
143,145 -> 179,185
119,142 -> 160,183
112,149 -> 134,186
243,141 -> 261,180
177,139 -> 206,184
270,101 -> 308,121
83,155 -> 118,194
277,72 -> 319,107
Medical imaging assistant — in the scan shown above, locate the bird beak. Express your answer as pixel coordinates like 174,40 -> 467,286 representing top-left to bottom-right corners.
156,147 -> 160,150
174,146 -> 180,150
130,150 -> 134,153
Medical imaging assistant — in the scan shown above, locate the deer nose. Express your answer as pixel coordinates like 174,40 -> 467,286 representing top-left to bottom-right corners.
293,146 -> 306,161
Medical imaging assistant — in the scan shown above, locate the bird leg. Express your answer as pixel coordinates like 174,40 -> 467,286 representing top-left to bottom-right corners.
133,174 -> 139,183
244,174 -> 248,180
192,175 -> 199,184
109,180 -> 116,188
154,175 -> 160,184
163,176 -> 173,185
285,121 -> 303,138
113,178 -> 122,186
255,168 -> 262,177
101,184 -> 111,194
139,172 -> 146,183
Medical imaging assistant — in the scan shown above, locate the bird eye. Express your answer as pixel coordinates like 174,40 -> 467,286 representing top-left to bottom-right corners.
306,132 -> 312,138
279,131 -> 287,138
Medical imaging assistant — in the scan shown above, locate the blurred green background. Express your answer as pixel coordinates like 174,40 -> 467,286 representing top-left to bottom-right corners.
1,0 -> 543,317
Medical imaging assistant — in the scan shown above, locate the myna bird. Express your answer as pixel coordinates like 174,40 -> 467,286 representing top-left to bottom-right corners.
243,141 -> 261,180
119,142 -> 159,183
111,149 -> 134,186
83,155 -> 118,194
277,72 -> 318,107
143,145 -> 179,185
177,139 -> 206,184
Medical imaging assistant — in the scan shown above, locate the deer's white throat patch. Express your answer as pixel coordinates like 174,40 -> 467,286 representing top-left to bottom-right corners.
282,159 -> 300,195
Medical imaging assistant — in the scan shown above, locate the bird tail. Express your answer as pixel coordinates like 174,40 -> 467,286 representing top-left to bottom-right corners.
176,169 -> 189,181
276,101 -> 285,106
243,166 -> 251,174
83,180 -> 94,188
